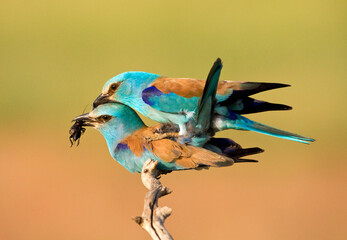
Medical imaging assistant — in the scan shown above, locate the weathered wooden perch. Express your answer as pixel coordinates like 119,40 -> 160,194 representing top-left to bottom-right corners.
133,159 -> 174,240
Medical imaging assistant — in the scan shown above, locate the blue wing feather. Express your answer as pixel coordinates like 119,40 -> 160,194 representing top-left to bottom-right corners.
142,85 -> 199,113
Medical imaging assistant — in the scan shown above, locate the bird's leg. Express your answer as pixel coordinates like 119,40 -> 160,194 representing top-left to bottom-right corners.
147,123 -> 180,143
178,123 -> 187,136
154,123 -> 179,134
146,133 -> 179,142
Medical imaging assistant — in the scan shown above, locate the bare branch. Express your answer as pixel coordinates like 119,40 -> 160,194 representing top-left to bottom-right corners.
133,159 -> 173,240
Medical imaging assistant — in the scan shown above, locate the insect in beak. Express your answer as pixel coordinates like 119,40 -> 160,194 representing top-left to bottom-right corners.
69,113 -> 96,146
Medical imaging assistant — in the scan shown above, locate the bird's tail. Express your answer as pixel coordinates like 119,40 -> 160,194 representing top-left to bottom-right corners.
213,112 -> 315,144
239,121 -> 315,144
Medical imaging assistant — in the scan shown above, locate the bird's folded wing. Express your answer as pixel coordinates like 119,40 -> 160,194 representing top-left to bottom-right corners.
119,126 -> 159,157
152,77 -> 261,98
141,77 -> 233,113
142,77 -> 289,114
150,139 -> 234,168
120,126 -> 234,169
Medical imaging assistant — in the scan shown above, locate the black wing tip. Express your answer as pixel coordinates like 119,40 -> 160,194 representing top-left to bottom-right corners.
251,147 -> 264,155
227,147 -> 264,159
246,82 -> 291,90
235,148 -> 264,162
214,58 -> 223,68
263,82 -> 290,88
246,147 -> 264,154
206,58 -> 223,80
263,103 -> 293,111
235,159 -> 259,163
279,83 -> 291,88
263,82 -> 291,90
284,105 -> 293,110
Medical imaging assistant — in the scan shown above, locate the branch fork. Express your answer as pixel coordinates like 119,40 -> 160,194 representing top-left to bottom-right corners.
133,159 -> 173,240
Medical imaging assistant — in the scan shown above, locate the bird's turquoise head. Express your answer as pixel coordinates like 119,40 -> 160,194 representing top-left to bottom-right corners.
93,71 -> 160,108
72,103 -> 145,149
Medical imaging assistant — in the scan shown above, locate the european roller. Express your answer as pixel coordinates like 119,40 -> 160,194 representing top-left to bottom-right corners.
71,102 -> 263,173
93,60 -> 314,144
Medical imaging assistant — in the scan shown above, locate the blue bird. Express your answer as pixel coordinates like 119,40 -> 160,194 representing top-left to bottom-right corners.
71,59 -> 262,172
71,102 -> 263,173
93,61 -> 314,144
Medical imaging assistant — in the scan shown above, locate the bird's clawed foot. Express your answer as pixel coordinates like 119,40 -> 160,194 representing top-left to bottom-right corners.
154,123 -> 179,134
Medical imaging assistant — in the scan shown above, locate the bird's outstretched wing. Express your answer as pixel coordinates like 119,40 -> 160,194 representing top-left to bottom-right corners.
180,58 -> 222,146
194,58 -> 222,133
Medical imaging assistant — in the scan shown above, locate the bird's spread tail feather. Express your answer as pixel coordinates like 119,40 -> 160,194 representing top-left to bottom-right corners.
213,112 -> 315,144
236,121 -> 315,144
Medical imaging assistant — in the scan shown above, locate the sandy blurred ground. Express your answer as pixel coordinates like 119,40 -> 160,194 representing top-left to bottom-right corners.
1,0 -> 346,239
0,127 -> 346,240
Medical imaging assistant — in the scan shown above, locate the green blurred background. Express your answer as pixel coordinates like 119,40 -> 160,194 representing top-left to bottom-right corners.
1,0 -> 346,239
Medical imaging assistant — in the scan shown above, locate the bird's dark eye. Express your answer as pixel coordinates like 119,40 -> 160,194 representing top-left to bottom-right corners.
97,115 -> 112,122
109,83 -> 119,92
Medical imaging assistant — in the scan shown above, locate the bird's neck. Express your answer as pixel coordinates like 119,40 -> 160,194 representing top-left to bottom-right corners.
116,73 -> 160,106
98,117 -> 145,155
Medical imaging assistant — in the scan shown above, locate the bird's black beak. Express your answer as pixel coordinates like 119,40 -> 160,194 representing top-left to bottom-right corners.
93,93 -> 117,109
72,113 -> 96,127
